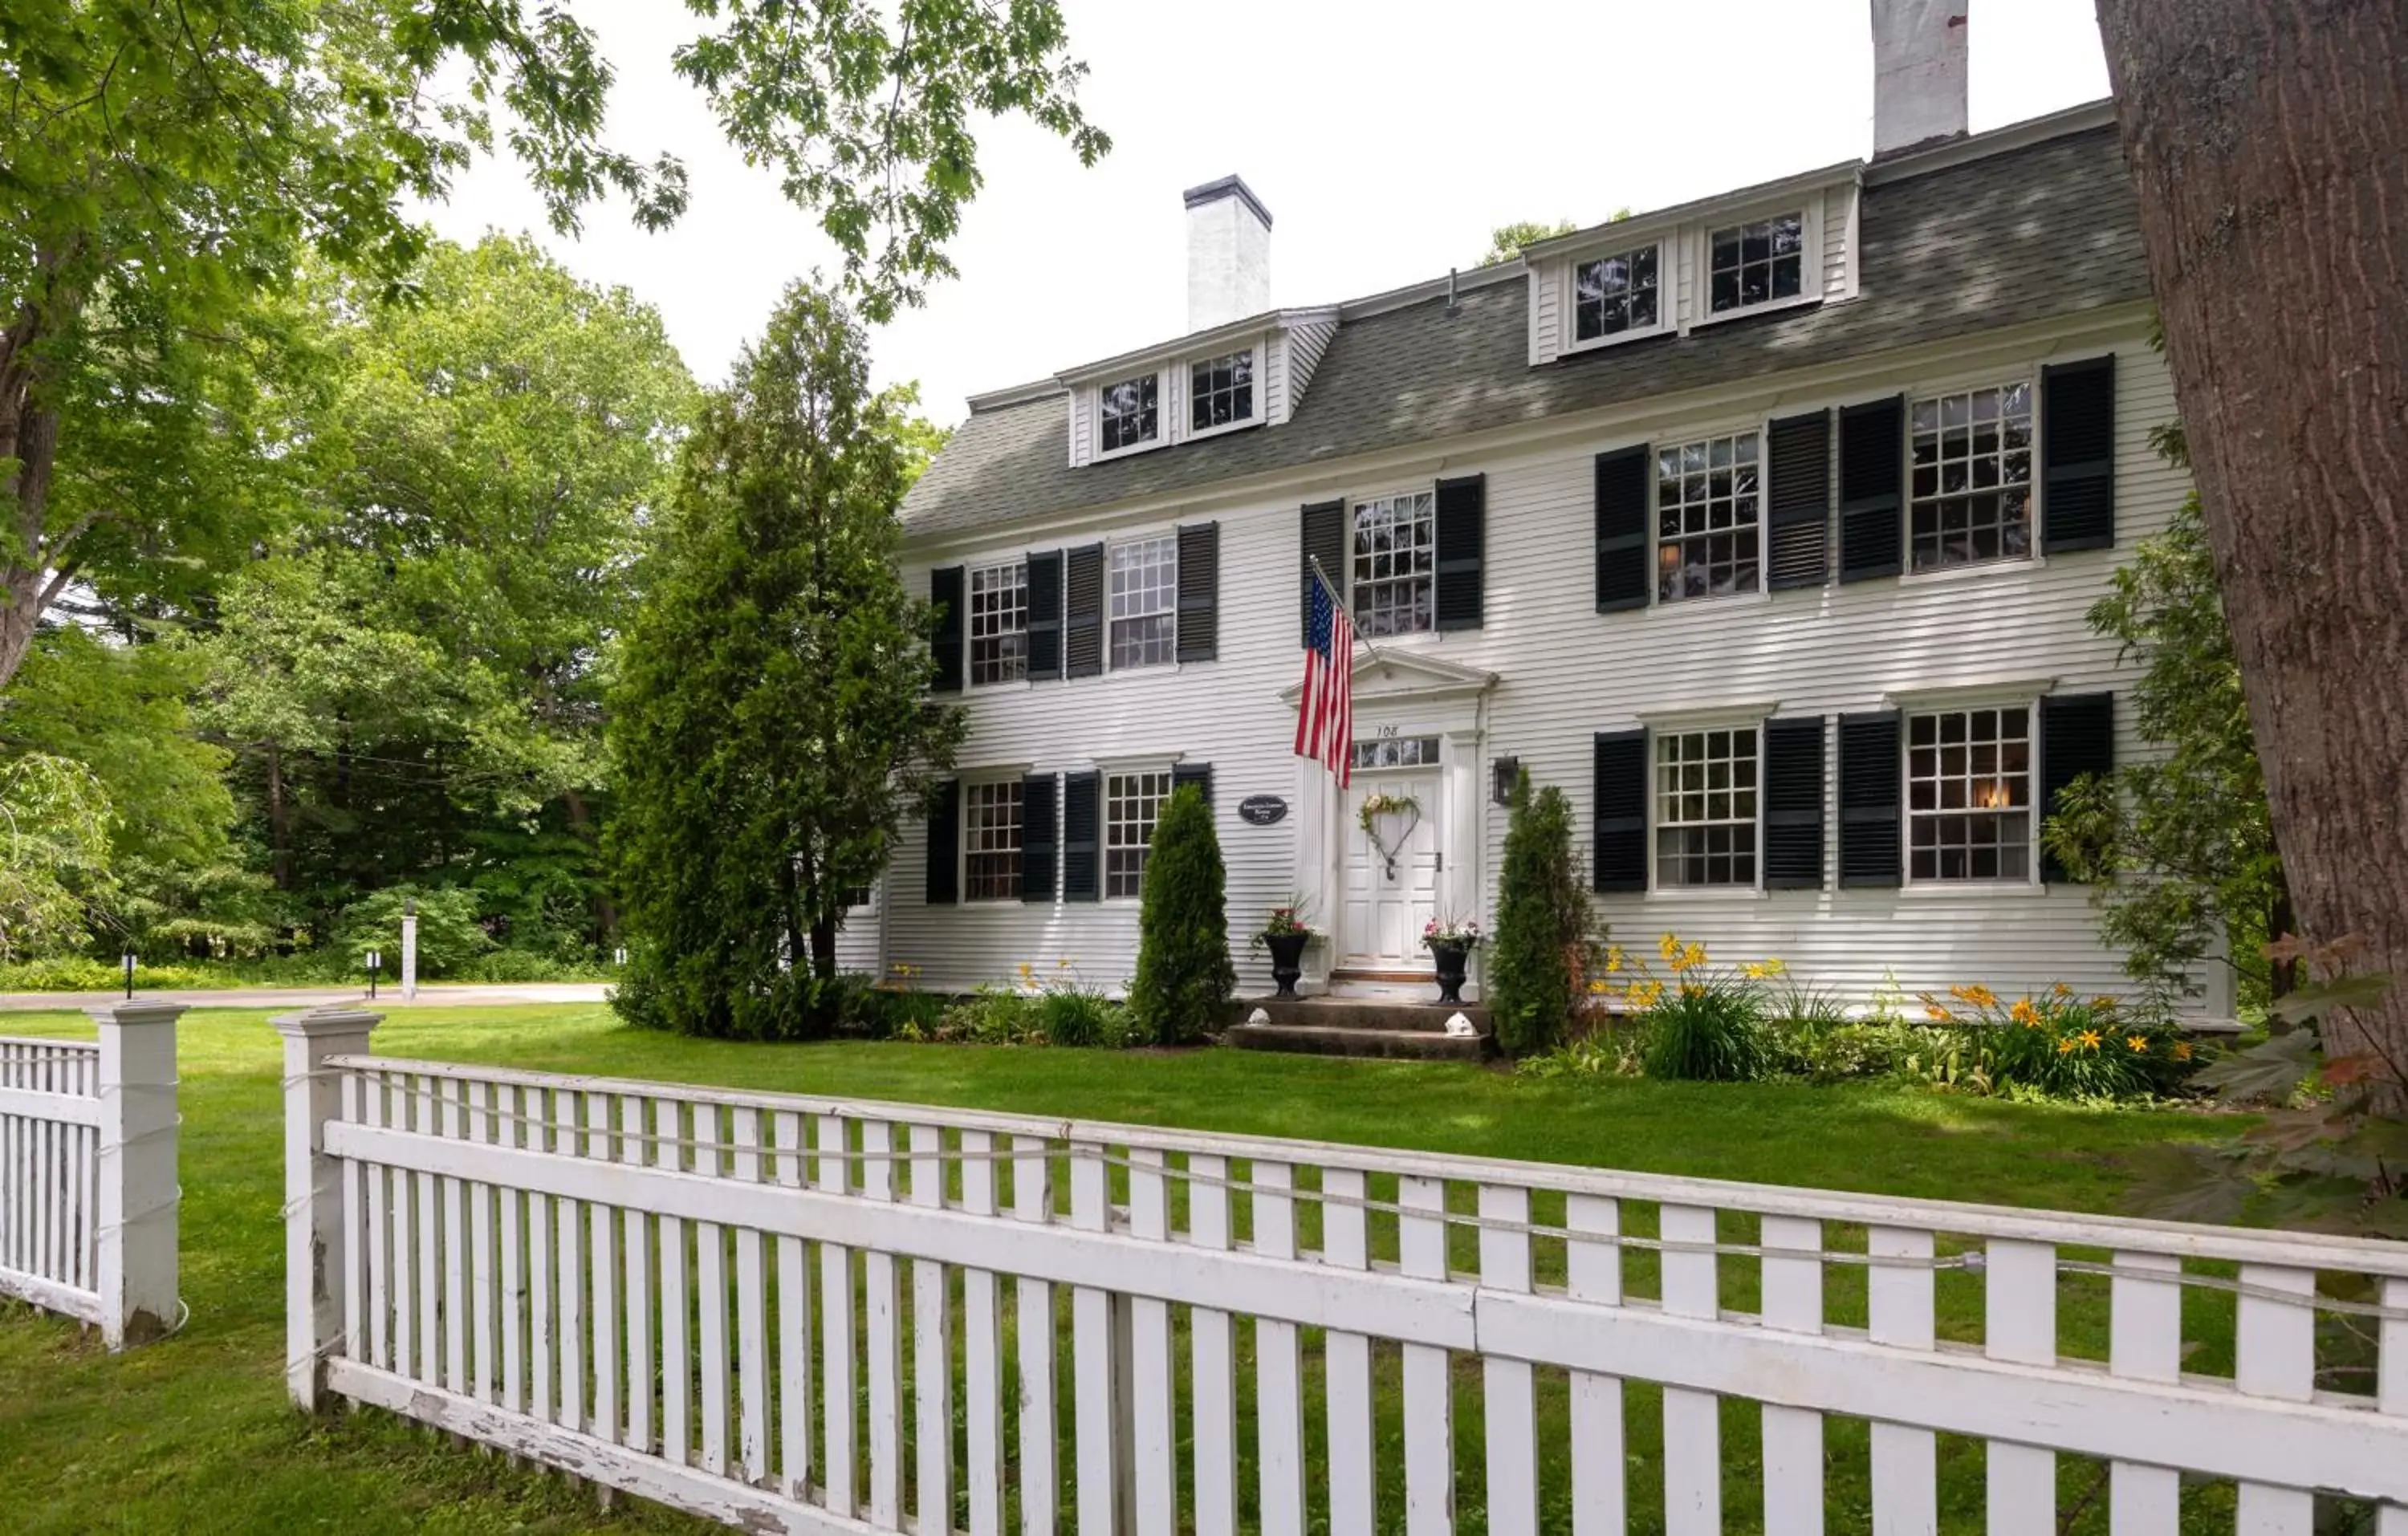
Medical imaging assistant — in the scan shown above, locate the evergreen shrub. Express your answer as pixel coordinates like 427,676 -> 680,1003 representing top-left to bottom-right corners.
1127,786 -> 1235,1045
1487,771 -> 1595,1055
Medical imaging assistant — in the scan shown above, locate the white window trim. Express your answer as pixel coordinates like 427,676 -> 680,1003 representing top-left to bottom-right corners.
965,557 -> 1031,691
1649,417 -> 1772,608
1899,700 -> 2044,891
1104,531 -> 1180,673
1686,200 -> 1824,333
1100,762 -> 1178,904
1647,719 -> 1767,896
1902,376 -> 2042,579
958,773 -> 1031,905
1182,338 -> 1266,443
1093,372 -> 1167,462
1558,239 -> 1673,357
1348,484 -> 1440,641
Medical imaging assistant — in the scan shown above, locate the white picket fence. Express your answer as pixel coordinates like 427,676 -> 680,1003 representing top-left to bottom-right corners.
0,1002 -> 184,1347
274,1004 -> 2408,1535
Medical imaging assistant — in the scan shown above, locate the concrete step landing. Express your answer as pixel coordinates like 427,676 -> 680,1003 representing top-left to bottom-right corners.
1225,996 -> 1491,1063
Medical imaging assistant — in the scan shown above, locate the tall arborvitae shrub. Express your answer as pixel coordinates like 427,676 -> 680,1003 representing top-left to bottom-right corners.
1128,785 -> 1235,1044
1487,770 -> 1588,1055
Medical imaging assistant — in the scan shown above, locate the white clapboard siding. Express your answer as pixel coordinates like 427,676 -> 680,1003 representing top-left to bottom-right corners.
296,1054 -> 2408,1536
884,335 -> 2198,1017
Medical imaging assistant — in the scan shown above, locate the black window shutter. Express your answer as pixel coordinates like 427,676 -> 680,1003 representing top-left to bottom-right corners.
2041,356 -> 2117,554
1175,522 -> 1219,663
1767,411 -> 1832,590
925,778 -> 961,905
1837,711 -> 1902,888
1594,446 -> 1651,612
1592,728 -> 1648,892
1434,473 -> 1485,631
1060,771 -> 1100,901
2040,693 -> 2115,882
1300,499 -> 1346,644
1064,544 -> 1104,679
1025,551 -> 1064,679
1763,717 -> 1827,890
1020,772 -> 1058,903
1837,397 -> 1905,583
929,566 -> 966,692
1171,761 -> 1213,808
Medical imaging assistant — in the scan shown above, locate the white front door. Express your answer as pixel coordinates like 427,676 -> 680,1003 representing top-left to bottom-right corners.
1340,770 -> 1441,969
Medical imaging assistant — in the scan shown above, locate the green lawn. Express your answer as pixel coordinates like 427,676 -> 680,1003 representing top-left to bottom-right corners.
0,1004 -> 2234,1534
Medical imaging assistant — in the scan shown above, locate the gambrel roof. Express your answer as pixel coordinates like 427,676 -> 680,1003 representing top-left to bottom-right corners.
901,116 -> 2146,544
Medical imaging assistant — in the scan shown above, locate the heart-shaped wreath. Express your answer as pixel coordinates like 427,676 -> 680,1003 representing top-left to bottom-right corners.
1357,790 -> 1422,880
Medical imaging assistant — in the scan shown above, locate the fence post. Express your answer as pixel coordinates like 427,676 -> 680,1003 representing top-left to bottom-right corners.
271,1004 -> 382,1411
87,999 -> 185,1350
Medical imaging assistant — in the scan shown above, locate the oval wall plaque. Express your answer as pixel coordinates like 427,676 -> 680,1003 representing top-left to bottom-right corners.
1236,794 -> 1289,827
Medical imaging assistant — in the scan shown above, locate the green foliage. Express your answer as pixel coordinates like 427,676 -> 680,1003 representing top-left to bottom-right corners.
1127,786 -> 1235,1046
1641,981 -> 1771,1083
1039,987 -> 1117,1048
1486,772 -> 1595,1055
0,755 -> 115,961
328,887 -> 492,977
2041,483 -> 2283,1006
672,0 -> 1110,321
608,281 -> 964,1041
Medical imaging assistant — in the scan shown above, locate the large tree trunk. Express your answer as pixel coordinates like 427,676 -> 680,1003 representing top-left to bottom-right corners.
562,786 -> 620,941
0,271 -> 82,693
2096,0 -> 2408,1075
265,741 -> 292,891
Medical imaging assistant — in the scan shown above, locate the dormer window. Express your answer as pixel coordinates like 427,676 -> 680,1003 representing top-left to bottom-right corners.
1707,212 -> 1805,315
1573,246 -> 1662,344
1189,349 -> 1255,433
1099,373 -> 1159,453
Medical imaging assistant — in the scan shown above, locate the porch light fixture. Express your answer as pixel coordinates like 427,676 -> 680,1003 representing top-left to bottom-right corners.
1492,756 -> 1520,807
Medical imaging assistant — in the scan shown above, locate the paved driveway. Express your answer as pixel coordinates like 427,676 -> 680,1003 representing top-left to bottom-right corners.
0,981 -> 612,1012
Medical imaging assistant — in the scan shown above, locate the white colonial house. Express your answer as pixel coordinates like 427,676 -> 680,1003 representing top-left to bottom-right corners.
848,11 -> 2214,1022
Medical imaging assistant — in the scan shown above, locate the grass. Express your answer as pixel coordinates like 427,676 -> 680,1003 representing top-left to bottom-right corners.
0,1003 -> 2239,1534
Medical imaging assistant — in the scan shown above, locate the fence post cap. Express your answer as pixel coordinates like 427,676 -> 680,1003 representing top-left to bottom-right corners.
268,1004 -> 385,1039
83,999 -> 189,1029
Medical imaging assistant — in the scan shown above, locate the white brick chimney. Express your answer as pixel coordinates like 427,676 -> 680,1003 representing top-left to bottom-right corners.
1183,175 -> 1271,334
1872,0 -> 1969,158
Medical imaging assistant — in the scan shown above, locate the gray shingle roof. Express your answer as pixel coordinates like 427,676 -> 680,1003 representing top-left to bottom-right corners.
901,124 -> 2146,543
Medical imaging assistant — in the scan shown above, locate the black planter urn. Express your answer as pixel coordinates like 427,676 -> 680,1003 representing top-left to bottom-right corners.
1428,941 -> 1470,1006
1262,931 -> 1311,999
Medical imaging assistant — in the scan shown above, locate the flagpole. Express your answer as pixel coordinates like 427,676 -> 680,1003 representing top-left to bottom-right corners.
1306,553 -> 1382,669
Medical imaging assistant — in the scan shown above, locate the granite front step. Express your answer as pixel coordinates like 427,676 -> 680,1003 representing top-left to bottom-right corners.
1240,997 -> 1490,1034
1225,1023 -> 1489,1062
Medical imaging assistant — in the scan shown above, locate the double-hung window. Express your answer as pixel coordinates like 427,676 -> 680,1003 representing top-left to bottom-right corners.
1189,349 -> 1255,432
1573,246 -> 1662,343
1351,490 -> 1435,637
1099,373 -> 1160,453
962,780 -> 1024,900
1656,432 -> 1762,602
1108,536 -> 1178,668
1910,382 -> 2034,571
1105,770 -> 1170,898
1656,727 -> 1759,888
968,560 -> 1027,685
1907,706 -> 2032,881
1706,213 -> 1805,315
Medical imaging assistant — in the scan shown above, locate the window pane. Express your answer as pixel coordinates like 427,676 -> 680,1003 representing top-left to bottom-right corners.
1350,490 -> 1436,637
1905,707 -> 2034,882
1908,383 -> 2036,572
1108,536 -> 1178,668
1189,349 -> 1255,432
1100,373 -> 1159,452
963,781 -> 1024,901
1574,245 -> 1662,342
1105,770 -> 1171,898
1653,727 -> 1759,887
1656,431 -> 1763,603
968,560 -> 1028,685
1706,213 -> 1805,315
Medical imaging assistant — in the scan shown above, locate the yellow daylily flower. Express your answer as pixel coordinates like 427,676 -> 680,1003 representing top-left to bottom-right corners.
2125,1034 -> 2150,1052
1659,933 -> 1682,961
2077,1030 -> 2102,1050
2056,1038 -> 2077,1054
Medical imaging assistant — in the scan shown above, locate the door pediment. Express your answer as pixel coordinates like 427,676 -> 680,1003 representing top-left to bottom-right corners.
1280,648 -> 1498,709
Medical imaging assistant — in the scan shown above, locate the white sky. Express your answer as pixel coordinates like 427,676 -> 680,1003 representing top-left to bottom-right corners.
423,0 -> 2112,425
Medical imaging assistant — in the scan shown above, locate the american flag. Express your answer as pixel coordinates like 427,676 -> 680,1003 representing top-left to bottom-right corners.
1295,571 -> 1353,787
